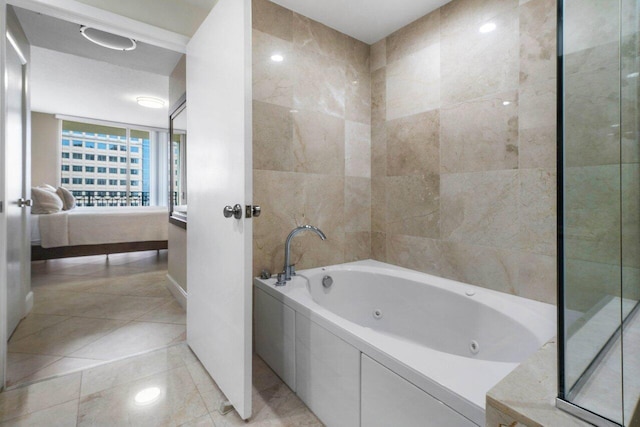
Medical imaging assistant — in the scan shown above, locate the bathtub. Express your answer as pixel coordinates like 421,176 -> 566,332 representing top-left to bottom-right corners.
253,260 -> 556,427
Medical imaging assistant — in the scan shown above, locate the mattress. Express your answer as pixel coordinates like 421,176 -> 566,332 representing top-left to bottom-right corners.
33,206 -> 169,248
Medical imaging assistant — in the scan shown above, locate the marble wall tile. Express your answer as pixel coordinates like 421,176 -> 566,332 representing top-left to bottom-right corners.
440,92 -> 518,173
564,42 -> 619,76
519,79 -> 556,131
346,68 -> 371,125
371,68 -> 386,127
371,178 -> 386,233
253,101 -> 293,172
252,30 -> 294,108
564,258 -> 620,312
386,110 -> 439,177
440,0 -> 517,38
371,124 -> 387,178
440,170 -> 519,249
441,8 -> 519,105
345,121 -> 371,177
347,37 -> 371,74
344,177 -> 371,232
292,14 -> 349,62
519,168 -> 556,256
386,44 -> 440,120
371,232 -> 387,262
252,0 -> 293,42
622,163 -> 640,268
386,174 -> 440,238
516,252 -> 557,305
563,0 -> 620,55
293,50 -> 346,118
253,170 -> 305,276
370,39 -> 386,72
564,165 -> 621,266
292,110 -> 345,175
519,120 -> 556,169
386,10 -> 440,65
519,0 -> 556,86
345,232 -> 371,262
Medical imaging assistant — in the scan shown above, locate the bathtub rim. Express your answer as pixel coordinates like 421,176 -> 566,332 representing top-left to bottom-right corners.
253,259 -> 556,426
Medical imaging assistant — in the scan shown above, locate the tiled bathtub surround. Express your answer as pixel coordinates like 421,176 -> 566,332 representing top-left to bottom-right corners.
252,0 -> 371,276
370,0 -> 557,304
252,0 -> 557,305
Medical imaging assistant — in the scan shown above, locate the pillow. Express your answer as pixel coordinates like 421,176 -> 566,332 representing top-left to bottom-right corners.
31,187 -> 63,214
56,187 -> 76,211
38,183 -> 57,193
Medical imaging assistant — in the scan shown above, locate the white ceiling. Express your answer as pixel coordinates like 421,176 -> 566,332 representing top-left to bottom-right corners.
14,6 -> 183,76
270,0 -> 451,44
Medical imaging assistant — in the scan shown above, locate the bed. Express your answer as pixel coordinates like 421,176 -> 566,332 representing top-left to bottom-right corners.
31,206 -> 168,260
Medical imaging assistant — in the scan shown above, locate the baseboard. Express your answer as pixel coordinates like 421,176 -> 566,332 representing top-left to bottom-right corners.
166,274 -> 187,310
24,291 -> 34,317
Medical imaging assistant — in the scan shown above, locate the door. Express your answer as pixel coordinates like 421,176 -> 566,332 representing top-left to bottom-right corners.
4,17 -> 30,339
186,0 -> 253,420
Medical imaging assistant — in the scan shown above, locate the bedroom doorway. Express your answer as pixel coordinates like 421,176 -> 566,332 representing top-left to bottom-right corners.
2,4 -> 187,389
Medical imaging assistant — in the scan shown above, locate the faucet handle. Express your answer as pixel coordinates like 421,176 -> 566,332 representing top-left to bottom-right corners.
289,265 -> 296,278
275,272 -> 286,286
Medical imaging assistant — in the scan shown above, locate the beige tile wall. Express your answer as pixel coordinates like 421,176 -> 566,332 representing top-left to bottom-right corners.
371,0 -> 558,304
252,0 -> 558,305
252,0 -> 371,277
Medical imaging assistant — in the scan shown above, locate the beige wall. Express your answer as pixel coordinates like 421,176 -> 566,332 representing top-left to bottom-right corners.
370,0 -> 557,305
31,112 -> 60,188
251,0 -> 557,304
167,55 -> 188,292
251,0 -> 372,277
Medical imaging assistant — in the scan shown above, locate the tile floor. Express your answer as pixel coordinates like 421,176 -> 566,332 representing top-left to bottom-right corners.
0,343 -> 322,426
7,250 -> 186,387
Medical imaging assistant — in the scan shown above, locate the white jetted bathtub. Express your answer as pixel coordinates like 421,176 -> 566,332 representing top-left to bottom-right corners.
254,260 -> 555,427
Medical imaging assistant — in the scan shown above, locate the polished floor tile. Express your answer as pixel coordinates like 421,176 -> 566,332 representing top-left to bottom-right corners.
7,251 -> 182,388
0,344 -> 321,427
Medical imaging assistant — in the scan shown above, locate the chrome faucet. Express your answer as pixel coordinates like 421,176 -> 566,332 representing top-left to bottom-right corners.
276,225 -> 326,286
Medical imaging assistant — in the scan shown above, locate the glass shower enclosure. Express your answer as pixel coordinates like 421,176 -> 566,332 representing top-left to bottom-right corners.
558,1 -> 640,426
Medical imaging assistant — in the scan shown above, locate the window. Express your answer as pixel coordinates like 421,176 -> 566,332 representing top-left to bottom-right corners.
61,178 -> 69,184
60,120 -> 154,207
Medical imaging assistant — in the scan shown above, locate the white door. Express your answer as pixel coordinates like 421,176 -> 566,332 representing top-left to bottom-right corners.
186,0 -> 253,420
4,23 -> 30,339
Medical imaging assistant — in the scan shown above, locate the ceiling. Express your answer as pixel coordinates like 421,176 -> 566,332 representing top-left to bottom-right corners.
270,0 -> 452,44
14,6 -> 183,76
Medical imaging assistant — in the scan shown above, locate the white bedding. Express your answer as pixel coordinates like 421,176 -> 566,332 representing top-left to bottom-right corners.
33,206 -> 168,248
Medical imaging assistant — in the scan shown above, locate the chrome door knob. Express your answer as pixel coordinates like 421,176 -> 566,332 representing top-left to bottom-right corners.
17,198 -> 32,208
223,204 -> 243,219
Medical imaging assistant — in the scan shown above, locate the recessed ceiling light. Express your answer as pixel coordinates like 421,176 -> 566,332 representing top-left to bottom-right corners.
479,23 -> 496,33
136,97 -> 165,109
270,54 -> 284,62
80,26 -> 136,51
134,387 -> 161,405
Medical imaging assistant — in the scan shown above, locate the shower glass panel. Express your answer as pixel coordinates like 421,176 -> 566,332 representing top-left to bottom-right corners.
559,0 -> 640,425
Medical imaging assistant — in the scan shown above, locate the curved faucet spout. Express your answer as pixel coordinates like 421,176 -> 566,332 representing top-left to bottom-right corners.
279,225 -> 326,285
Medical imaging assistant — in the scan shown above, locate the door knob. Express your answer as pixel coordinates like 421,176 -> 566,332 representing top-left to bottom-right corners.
223,204 -> 243,219
17,198 -> 32,208
245,205 -> 261,218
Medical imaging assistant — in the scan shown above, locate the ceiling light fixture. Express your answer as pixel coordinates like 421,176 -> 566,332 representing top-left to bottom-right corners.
136,96 -> 165,109
80,26 -> 136,51
270,54 -> 284,62
479,23 -> 496,33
